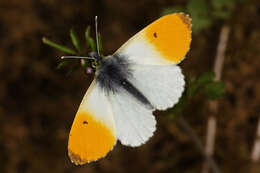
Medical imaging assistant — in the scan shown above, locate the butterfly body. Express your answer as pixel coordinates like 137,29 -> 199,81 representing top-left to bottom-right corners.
67,13 -> 192,165
96,54 -> 154,109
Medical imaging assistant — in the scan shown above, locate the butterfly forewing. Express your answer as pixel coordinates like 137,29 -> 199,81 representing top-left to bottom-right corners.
115,13 -> 192,65
68,80 -> 116,164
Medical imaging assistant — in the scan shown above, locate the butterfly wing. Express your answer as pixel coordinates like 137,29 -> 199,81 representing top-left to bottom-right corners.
128,64 -> 185,110
107,64 -> 184,147
108,87 -> 156,147
114,13 -> 192,65
68,80 -> 116,165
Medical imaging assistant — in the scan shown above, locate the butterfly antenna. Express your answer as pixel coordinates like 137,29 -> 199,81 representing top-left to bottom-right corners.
95,16 -> 100,56
61,56 -> 95,61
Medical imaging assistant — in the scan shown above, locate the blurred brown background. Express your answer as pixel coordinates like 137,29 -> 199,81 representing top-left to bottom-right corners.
0,0 -> 260,173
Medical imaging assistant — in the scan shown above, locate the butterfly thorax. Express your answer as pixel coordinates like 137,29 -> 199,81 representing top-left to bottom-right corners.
96,54 -> 153,109
96,55 -> 132,92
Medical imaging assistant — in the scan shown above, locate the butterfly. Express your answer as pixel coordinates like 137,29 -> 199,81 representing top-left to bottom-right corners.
65,13 -> 192,165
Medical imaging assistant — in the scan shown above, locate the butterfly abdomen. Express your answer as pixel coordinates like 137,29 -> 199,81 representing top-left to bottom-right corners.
96,55 -> 153,109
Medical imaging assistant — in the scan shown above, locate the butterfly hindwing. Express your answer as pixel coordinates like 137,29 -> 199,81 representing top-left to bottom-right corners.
128,64 -> 185,110
108,87 -> 156,147
115,13 -> 192,65
68,80 -> 116,164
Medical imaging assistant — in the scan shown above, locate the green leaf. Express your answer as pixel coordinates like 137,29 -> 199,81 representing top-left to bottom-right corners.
204,81 -> 225,100
42,37 -> 77,55
212,0 -> 234,10
197,72 -> 215,86
213,10 -> 231,19
187,0 -> 212,33
211,0 -> 234,19
85,26 -> 96,51
187,72 -> 215,98
194,17 -> 212,33
57,60 -> 72,69
70,28 -> 81,52
161,6 -> 185,16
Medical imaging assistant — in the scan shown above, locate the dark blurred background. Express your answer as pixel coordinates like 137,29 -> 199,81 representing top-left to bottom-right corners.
1,0 -> 260,173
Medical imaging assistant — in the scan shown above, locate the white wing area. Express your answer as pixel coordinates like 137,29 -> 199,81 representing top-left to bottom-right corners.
68,80 -> 117,164
116,35 -> 172,65
79,80 -> 116,132
108,88 -> 156,147
128,64 -> 185,110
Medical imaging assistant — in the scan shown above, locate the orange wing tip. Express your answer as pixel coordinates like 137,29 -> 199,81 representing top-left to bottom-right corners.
68,111 -> 117,165
176,13 -> 192,30
144,12 -> 192,64
68,141 -> 117,165
68,149 -> 88,165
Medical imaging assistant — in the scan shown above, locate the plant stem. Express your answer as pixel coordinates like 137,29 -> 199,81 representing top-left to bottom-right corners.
251,116 -> 260,162
202,25 -> 230,173
176,116 -> 221,173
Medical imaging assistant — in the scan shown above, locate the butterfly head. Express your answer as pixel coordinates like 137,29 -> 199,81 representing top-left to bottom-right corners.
88,51 -> 106,70
88,51 -> 103,67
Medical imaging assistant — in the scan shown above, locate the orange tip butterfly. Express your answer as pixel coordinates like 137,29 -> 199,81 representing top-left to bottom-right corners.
64,13 -> 192,165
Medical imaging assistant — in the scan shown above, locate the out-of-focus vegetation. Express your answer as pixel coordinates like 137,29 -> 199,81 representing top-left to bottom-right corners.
1,0 -> 260,173
162,0 -> 236,33
171,72 -> 225,118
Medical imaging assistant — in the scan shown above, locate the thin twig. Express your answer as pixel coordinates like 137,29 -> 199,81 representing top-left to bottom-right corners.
202,25 -> 230,173
176,116 -> 221,173
251,115 -> 260,162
